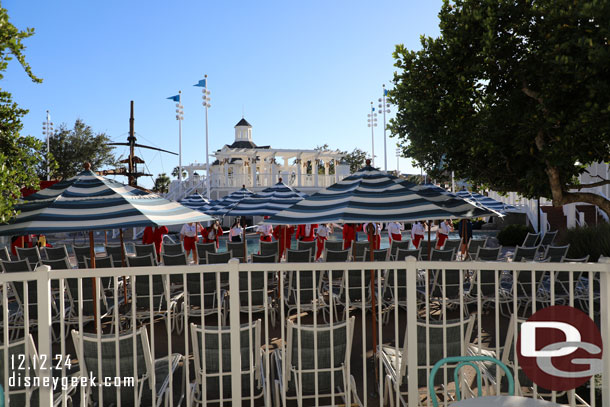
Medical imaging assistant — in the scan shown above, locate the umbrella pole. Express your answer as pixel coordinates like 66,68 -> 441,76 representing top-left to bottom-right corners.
104,230 -> 108,246
367,224 -> 379,396
427,220 -> 432,260
119,229 -> 128,305
89,231 -> 98,333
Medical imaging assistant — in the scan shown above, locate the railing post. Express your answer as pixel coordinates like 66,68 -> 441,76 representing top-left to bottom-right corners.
405,256 -> 419,407
228,258 -> 242,405
36,265 -> 53,407
600,257 -> 610,407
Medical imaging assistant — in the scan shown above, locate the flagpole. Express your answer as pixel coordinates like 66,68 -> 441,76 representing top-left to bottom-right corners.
195,75 -> 212,200
378,85 -> 390,172
42,111 -> 53,181
367,102 -> 378,167
177,91 -> 184,196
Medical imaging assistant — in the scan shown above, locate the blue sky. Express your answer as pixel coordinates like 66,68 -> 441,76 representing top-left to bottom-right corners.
4,1 -> 443,189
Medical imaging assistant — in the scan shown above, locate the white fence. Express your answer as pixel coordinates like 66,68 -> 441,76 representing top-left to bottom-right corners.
1,256 -> 609,406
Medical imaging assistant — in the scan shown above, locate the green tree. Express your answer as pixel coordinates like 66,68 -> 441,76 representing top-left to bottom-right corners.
152,173 -> 170,194
0,6 -> 47,223
171,166 -> 187,179
341,148 -> 368,173
45,120 -> 118,179
390,0 -> 610,216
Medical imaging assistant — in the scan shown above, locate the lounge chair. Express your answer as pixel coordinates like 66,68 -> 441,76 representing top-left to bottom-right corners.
161,242 -> 184,256
0,246 -> 10,261
538,230 -> 558,251
520,232 -> 540,248
363,248 -> 389,261
104,244 -> 127,267
297,240 -> 316,261
379,316 -> 475,406
350,241 -> 369,262
260,241 -> 279,257
440,239 -> 461,253
239,260 -> 277,327
44,245 -> 69,261
389,240 -> 410,260
396,247 -> 421,261
195,242 -> 217,264
134,243 -> 158,265
190,320 -> 263,405
284,249 -> 325,318
274,317 -> 362,407
73,245 -> 92,269
324,240 -> 344,253
543,244 -> 569,262
71,327 -> 183,406
227,241 -> 246,262
467,238 -> 487,259
511,245 -> 540,262
16,246 -> 42,268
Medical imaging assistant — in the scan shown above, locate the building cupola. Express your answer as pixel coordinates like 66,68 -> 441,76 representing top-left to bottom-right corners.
234,118 -> 252,142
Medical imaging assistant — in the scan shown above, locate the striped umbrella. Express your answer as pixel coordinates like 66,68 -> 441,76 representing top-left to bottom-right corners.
225,180 -> 307,217
455,190 -> 519,215
178,193 -> 210,210
267,166 -> 495,224
207,186 -> 255,216
0,169 -> 215,236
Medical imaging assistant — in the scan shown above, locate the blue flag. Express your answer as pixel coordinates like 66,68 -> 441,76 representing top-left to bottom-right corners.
194,78 -> 207,88
384,89 -> 389,96
167,94 -> 180,102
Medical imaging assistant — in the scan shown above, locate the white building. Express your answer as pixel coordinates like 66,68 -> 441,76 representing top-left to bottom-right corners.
168,118 -> 351,200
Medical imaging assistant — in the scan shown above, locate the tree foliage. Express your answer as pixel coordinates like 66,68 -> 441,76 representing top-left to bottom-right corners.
171,166 -> 187,180
0,5 -> 46,223
45,120 -> 118,179
390,0 -> 610,216
152,173 -> 170,194
341,148 -> 368,173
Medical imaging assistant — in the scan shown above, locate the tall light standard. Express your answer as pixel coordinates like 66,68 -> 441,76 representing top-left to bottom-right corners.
42,111 -> 54,181
195,75 -> 211,199
367,102 -> 377,167
378,85 -> 391,172
167,92 -> 184,195
396,147 -> 401,175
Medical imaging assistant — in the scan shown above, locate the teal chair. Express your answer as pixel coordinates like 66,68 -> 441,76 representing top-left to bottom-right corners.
429,355 -> 514,407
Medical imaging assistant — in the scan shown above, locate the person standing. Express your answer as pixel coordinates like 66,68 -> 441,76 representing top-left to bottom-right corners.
435,219 -> 454,249
142,226 -> 154,245
180,222 -> 202,263
411,221 -> 426,249
342,223 -> 357,250
296,224 -> 317,242
229,219 -> 243,242
273,224 -> 295,259
315,223 -> 332,260
204,221 -> 223,249
257,217 -> 274,242
152,226 -> 169,261
387,221 -> 404,245
362,222 -> 382,250
457,218 -> 473,259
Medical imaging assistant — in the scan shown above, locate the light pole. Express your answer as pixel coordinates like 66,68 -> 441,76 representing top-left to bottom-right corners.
396,147 -> 400,175
42,111 -> 54,181
367,102 -> 377,167
194,75 -> 211,200
378,85 -> 391,172
167,92 -> 184,195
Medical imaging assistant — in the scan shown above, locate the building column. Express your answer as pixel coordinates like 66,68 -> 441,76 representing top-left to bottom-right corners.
296,156 -> 302,187
223,160 -> 229,187
334,159 -> 339,183
314,158 -> 319,188
324,160 -> 330,187
271,155 -> 278,184
251,157 -> 257,187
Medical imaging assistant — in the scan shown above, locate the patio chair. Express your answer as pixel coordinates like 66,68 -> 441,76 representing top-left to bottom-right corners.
363,248 -> 389,261
71,327 -> 183,406
84,256 -> 115,292
474,246 -> 501,261
0,246 -> 10,261
441,239 -> 461,253
252,253 -> 279,290
419,239 -> 436,261
513,261 -> 550,316
42,257 -> 72,270
195,242 -> 217,264
538,230 -> 558,251
274,317 -> 362,407
350,241 -> 369,262
206,251 -> 232,287
239,264 -> 277,327
44,245 -> 69,261
286,249 -> 312,263
429,248 -> 455,261
65,275 -> 116,333
331,264 -> 373,321
190,320 -> 263,405
379,316 -> 475,407
181,268 -> 226,330
429,250 -> 474,316
104,244 -> 126,267
428,356 -> 514,406
542,244 -> 569,262
134,243 -> 158,265
16,246 -> 42,268
511,245 -> 540,262
227,241 -> 246,262
73,245 -> 92,269
324,249 -> 351,282
297,240 -> 316,261
161,242 -> 184,256
324,240 -> 344,253
162,252 -> 189,289
127,253 -> 157,267
520,232 -> 540,248
284,249 -> 325,318
396,247 -> 421,261
389,240 -> 410,260
467,238 -> 487,259
260,240 -> 279,257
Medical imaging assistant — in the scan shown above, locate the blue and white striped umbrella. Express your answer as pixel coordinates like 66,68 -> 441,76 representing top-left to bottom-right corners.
207,186 -> 255,216
0,170 -> 215,235
225,181 -> 307,217
455,190 -> 519,215
266,165 -> 496,224
178,193 -> 210,210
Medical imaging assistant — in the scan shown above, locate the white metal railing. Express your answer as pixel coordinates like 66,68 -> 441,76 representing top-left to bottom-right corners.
2,255 -> 610,406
